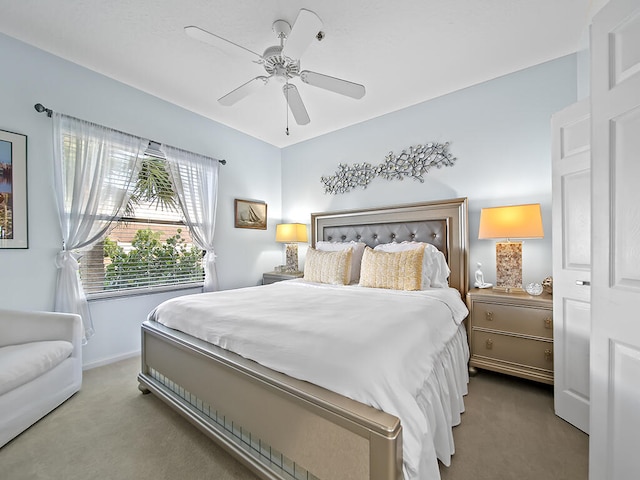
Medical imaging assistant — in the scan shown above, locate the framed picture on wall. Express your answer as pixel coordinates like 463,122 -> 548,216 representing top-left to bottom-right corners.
0,129 -> 28,249
234,199 -> 267,230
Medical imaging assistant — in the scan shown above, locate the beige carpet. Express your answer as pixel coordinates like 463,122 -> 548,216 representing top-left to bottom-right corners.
0,357 -> 588,479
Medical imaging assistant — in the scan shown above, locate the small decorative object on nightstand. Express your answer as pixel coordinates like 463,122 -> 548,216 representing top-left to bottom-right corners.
474,262 -> 492,288
262,271 -> 304,285
525,282 -> 543,296
466,288 -> 553,385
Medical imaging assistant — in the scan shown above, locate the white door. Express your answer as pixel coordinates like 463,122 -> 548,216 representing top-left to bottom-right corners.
590,0 -> 640,478
551,99 -> 591,434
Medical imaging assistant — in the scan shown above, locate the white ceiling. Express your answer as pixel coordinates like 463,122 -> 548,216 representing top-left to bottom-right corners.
0,0 -> 597,148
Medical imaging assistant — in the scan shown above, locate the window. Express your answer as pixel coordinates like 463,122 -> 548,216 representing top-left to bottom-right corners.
79,156 -> 205,297
53,112 -> 219,342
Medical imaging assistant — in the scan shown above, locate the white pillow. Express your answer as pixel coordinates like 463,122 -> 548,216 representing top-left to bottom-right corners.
374,241 -> 450,288
427,249 -> 450,288
316,241 -> 366,284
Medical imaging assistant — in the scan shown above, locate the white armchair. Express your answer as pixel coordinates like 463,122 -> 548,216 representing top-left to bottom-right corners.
0,309 -> 82,448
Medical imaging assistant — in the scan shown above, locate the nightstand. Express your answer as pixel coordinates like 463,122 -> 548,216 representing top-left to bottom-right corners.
466,288 -> 554,385
262,271 -> 304,285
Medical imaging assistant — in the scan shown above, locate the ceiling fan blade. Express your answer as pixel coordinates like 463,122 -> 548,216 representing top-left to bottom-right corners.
185,26 -> 262,63
300,70 -> 366,99
281,9 -> 323,60
283,84 -> 310,125
218,76 -> 269,106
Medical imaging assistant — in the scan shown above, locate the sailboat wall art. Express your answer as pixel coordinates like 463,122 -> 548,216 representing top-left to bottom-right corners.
234,199 -> 267,230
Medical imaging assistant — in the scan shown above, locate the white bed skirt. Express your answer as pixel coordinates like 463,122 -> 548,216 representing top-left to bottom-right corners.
415,324 -> 469,480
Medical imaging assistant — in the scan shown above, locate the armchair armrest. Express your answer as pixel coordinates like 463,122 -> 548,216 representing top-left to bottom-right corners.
0,309 -> 82,359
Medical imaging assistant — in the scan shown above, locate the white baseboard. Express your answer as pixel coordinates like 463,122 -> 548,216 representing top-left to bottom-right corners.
82,350 -> 140,370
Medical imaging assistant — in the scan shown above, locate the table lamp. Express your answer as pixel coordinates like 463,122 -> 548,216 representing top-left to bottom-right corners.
276,223 -> 308,273
478,203 -> 544,292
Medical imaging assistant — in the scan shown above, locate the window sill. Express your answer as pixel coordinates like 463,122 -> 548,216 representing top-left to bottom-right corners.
86,282 -> 204,301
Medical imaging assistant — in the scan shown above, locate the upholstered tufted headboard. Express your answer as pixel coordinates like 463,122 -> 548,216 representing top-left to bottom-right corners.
311,198 -> 469,296
321,220 -> 448,257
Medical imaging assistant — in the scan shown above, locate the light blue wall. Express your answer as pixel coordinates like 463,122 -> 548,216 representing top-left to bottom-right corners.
281,55 -> 578,288
0,33 -> 282,367
0,31 -> 577,367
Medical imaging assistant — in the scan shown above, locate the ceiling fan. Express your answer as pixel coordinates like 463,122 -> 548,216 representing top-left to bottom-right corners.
185,9 -> 366,133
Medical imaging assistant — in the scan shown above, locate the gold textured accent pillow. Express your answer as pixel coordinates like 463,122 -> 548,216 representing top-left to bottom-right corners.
359,245 -> 425,291
303,247 -> 352,285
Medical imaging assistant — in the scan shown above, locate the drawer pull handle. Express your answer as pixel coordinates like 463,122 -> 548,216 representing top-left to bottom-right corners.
485,311 -> 493,321
576,280 -> 591,286
544,317 -> 552,329
544,349 -> 553,361
486,339 -> 493,350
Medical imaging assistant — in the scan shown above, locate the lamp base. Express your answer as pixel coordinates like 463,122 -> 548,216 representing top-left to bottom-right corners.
495,241 -> 523,290
491,285 -> 526,294
284,243 -> 299,273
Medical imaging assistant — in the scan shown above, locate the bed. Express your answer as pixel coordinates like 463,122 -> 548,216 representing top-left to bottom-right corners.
138,197 -> 469,480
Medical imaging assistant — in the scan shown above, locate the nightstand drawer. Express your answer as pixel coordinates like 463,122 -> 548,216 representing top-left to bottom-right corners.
472,330 -> 554,372
472,301 -> 553,339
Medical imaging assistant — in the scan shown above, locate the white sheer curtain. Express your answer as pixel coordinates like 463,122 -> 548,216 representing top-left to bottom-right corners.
52,113 -> 145,342
163,145 -> 220,292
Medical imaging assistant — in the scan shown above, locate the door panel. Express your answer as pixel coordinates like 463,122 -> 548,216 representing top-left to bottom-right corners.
609,342 -> 640,479
551,99 -> 591,433
612,106 -> 640,288
563,170 -> 591,270
590,0 -> 640,477
611,9 -> 640,85
562,299 -> 590,401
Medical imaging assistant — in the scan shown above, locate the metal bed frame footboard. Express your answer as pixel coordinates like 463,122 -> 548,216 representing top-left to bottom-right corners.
138,320 -> 402,480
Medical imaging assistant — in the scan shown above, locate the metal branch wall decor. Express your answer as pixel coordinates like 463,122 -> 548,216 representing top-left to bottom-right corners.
321,142 -> 456,194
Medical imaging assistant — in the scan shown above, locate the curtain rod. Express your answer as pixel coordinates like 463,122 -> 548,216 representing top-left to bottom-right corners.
33,103 -> 226,165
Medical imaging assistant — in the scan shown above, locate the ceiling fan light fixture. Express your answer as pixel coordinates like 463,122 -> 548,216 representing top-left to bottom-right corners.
262,46 -> 300,78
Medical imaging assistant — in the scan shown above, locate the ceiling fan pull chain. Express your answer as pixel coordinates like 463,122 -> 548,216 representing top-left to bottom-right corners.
285,79 -> 290,135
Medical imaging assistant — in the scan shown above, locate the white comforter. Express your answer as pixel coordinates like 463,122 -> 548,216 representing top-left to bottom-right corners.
149,280 -> 469,480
